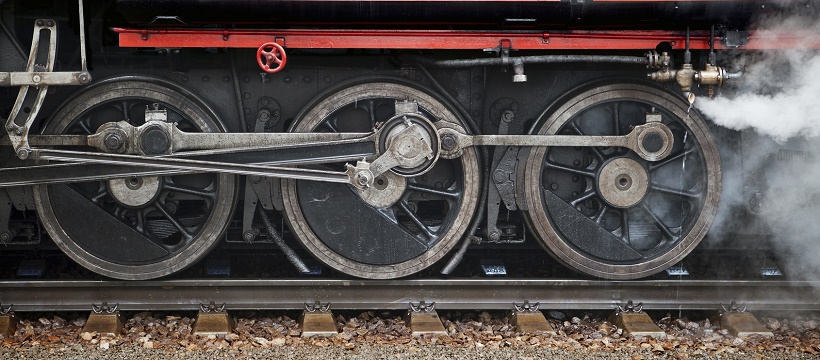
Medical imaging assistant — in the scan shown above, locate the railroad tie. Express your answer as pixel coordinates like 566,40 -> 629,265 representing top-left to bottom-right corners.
510,301 -> 555,334
82,302 -> 124,337
715,302 -> 774,338
299,301 -> 338,337
608,301 -> 666,340
0,304 -> 18,337
192,301 -> 235,336
406,301 -> 447,336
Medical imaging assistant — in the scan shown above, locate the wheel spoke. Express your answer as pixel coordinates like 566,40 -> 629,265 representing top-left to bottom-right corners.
77,116 -> 93,135
322,119 -> 338,132
650,147 -> 696,171
406,182 -> 460,198
397,200 -> 436,240
164,181 -> 217,199
368,99 -> 377,126
650,183 -> 701,199
640,203 -> 677,240
89,185 -> 108,204
594,203 -> 609,224
153,203 -> 194,242
569,190 -> 596,207
135,208 -> 147,233
543,160 -> 596,177
621,208 -> 630,244
120,100 -> 130,122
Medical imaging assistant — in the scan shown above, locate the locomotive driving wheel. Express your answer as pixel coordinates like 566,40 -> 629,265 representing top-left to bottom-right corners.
282,79 -> 480,279
33,77 -> 237,280
522,83 -> 721,279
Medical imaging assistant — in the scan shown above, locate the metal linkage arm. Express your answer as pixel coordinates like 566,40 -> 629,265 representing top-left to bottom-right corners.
439,113 -> 674,162
3,0 -> 93,155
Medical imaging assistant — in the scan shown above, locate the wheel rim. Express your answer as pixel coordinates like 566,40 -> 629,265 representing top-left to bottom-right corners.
33,78 -> 237,280
282,80 -> 479,279
523,83 -> 721,279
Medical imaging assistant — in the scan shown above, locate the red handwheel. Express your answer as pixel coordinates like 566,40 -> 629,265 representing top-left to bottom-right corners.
257,42 -> 287,73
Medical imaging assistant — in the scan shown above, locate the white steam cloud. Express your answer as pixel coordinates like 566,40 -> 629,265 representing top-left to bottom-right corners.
695,10 -> 820,279
697,52 -> 820,142
697,12 -> 820,141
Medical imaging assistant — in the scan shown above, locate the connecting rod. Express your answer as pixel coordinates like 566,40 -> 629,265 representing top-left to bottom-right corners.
1,112 -> 673,188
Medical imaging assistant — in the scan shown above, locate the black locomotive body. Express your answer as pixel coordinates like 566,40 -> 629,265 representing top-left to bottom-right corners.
0,0 -> 816,280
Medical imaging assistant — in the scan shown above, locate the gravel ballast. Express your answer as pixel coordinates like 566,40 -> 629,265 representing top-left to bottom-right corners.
1,310 -> 818,359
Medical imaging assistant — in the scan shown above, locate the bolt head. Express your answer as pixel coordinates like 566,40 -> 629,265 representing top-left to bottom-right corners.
440,134 -> 457,151
355,173 -> 371,187
488,230 -> 501,242
501,110 -> 515,122
104,133 -> 123,150
493,170 -> 507,184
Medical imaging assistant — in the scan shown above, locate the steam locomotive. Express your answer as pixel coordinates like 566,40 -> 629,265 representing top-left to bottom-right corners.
0,0 -> 815,280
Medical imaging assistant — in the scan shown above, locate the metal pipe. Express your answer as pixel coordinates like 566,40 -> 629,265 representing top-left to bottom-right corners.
257,206 -> 311,274
417,54 -> 649,68
709,25 -> 716,65
684,26 -> 691,64
440,235 -> 473,275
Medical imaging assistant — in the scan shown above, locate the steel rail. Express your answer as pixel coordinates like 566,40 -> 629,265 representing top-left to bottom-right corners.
0,279 -> 817,312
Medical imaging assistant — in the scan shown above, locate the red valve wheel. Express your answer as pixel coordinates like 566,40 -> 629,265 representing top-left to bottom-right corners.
257,42 -> 287,73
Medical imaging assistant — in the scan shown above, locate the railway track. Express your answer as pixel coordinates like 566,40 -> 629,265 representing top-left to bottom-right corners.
1,278 -> 818,312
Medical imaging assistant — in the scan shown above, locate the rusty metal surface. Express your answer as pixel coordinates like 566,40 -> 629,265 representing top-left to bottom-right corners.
0,279 -> 817,312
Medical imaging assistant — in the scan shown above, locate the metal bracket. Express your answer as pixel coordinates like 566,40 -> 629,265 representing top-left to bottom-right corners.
720,301 -> 747,314
5,19 -> 57,156
485,109 -> 522,243
91,302 -> 119,314
305,301 -> 331,313
722,30 -> 750,48
513,300 -> 540,313
616,300 -> 644,314
409,300 -> 436,313
484,38 -> 513,56
0,303 -> 11,315
4,0 -> 92,157
200,301 -> 227,313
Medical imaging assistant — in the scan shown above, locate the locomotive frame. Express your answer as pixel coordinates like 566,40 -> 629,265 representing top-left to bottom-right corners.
0,0 -> 817,281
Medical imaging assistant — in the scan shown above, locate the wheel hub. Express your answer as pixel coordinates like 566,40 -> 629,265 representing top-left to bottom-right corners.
597,157 -> 649,208
378,113 -> 439,176
108,176 -> 161,207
